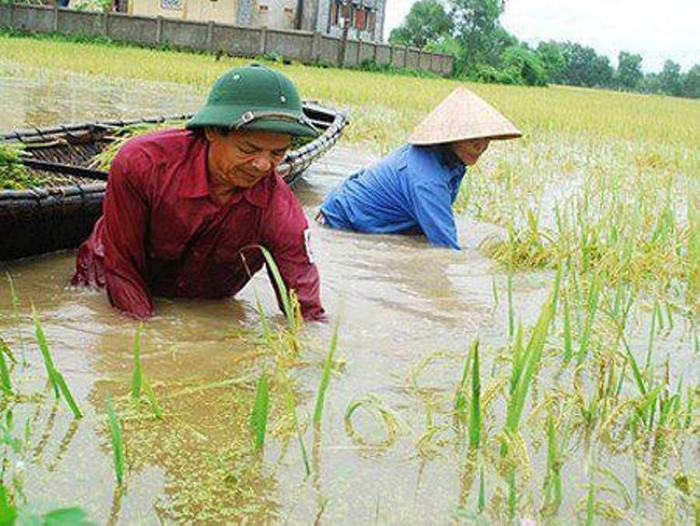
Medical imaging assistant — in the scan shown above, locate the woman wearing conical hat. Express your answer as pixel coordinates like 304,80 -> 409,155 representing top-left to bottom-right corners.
318,87 -> 521,250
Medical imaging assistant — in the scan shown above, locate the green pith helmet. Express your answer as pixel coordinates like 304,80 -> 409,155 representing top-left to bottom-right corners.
186,64 -> 318,137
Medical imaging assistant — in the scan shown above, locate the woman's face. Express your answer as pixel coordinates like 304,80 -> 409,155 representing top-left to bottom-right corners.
450,138 -> 491,166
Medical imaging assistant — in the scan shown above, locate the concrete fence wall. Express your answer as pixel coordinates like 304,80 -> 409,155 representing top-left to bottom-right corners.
0,3 -> 454,76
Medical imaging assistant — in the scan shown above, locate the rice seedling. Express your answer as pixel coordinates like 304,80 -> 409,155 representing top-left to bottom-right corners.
0,142 -> 47,190
502,297 -> 555,457
0,338 -> 11,395
468,340 -> 481,450
127,324 -> 163,419
141,376 -> 163,420
250,372 -> 270,451
90,122 -> 181,171
283,379 -> 310,476
106,398 -> 124,485
130,323 -> 143,401
688,186 -> 700,303
313,317 -> 340,427
31,307 -> 82,419
240,244 -> 300,334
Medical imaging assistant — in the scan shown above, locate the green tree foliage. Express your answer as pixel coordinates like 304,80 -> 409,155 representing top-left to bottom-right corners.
616,51 -> 644,90
560,42 -> 608,87
536,41 -> 566,83
659,60 -> 683,97
501,44 -> 547,86
388,0 -> 453,49
683,65 -> 700,99
450,0 -> 513,73
639,72 -> 663,94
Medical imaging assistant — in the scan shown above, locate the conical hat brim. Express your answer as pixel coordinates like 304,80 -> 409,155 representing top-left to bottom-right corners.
408,87 -> 522,145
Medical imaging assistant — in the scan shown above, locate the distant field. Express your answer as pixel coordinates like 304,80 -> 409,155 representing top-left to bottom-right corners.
1,34 -> 698,152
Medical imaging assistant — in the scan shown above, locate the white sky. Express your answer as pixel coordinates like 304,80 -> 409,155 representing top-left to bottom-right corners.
383,0 -> 700,73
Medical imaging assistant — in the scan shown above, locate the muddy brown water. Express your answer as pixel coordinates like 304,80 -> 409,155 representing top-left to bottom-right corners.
1,64 -> 697,523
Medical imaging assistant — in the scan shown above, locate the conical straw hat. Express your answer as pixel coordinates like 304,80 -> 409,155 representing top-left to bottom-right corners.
408,87 -> 522,145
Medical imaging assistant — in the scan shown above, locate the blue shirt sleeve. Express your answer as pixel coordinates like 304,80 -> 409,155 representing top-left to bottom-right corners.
409,178 -> 460,250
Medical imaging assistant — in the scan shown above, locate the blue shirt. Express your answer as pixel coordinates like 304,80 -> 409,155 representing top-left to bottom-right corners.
320,144 -> 466,250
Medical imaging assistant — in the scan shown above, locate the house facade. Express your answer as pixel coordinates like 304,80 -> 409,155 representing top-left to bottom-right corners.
130,0 -> 386,42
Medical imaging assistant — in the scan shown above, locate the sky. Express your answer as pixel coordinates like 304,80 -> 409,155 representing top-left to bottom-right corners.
383,0 -> 700,73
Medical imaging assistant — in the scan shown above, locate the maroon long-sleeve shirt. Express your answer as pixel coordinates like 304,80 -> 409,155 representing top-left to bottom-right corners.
72,129 -> 324,321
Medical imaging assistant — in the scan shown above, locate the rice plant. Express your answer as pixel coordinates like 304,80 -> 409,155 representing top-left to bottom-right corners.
283,380 -> 310,476
344,395 -> 401,450
130,323 -> 143,401
313,317 -> 340,427
31,307 -> 82,418
250,372 -> 270,451
106,398 -> 124,485
0,337 -> 12,395
502,297 -> 555,456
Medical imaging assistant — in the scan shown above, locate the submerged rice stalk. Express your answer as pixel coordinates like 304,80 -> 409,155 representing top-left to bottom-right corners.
0,338 -> 12,394
284,381 -> 311,476
255,245 -> 298,331
503,297 -> 555,455
142,376 -> 163,420
345,395 -> 401,450
468,340 -> 481,450
54,371 -> 83,419
250,372 -> 270,451
32,306 -> 82,418
128,324 -> 163,419
130,323 -> 143,401
106,398 -> 125,485
313,317 -> 340,427
688,187 -> 700,302
32,306 -> 59,398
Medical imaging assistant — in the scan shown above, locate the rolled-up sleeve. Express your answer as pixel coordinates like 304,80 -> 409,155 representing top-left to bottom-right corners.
262,187 -> 325,321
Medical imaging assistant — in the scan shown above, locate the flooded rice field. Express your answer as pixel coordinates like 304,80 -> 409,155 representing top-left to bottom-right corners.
0,62 -> 698,524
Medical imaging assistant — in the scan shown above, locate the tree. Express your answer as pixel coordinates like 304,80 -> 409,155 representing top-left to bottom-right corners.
536,41 -> 566,83
558,42 -> 603,87
616,51 -> 644,91
501,44 -> 547,86
659,60 -> 683,97
591,54 -> 614,88
449,0 -> 510,73
389,0 -> 453,50
683,65 -> 700,99
639,73 -> 663,94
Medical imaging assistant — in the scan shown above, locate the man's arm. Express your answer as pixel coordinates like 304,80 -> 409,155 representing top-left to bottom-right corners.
409,179 -> 461,250
102,147 -> 156,318
263,185 -> 325,321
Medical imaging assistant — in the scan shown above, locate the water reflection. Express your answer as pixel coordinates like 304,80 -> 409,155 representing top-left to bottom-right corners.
0,59 -> 203,131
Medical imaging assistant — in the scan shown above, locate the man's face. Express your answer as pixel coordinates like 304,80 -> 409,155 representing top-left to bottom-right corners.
205,128 -> 291,190
450,138 -> 491,166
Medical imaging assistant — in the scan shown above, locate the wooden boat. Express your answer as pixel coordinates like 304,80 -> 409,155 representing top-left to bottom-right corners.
0,103 -> 348,261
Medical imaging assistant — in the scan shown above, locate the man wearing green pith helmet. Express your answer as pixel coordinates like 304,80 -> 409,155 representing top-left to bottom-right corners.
73,64 -> 326,321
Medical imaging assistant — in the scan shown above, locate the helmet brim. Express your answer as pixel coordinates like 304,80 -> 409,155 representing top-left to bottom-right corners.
185,105 -> 319,138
